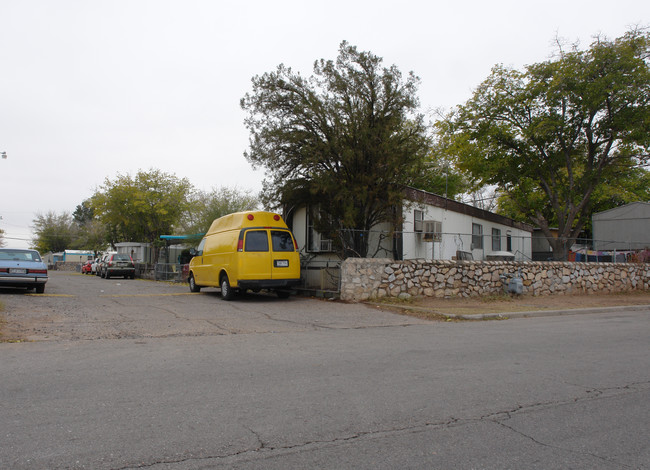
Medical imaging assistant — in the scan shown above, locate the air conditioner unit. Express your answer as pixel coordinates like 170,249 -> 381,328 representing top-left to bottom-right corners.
423,221 -> 441,242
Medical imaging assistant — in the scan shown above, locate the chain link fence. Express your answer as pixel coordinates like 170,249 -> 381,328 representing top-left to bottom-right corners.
307,228 -> 650,263
139,231 -> 648,295
297,231 -> 650,295
298,259 -> 341,294
152,263 -> 189,282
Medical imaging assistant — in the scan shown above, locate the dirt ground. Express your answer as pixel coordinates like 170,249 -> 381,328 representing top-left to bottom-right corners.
2,278 -> 650,343
0,272 -> 435,343
377,290 -> 650,318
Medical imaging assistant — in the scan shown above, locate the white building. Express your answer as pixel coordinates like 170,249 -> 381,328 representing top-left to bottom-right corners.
288,187 -> 534,263
399,187 -> 533,261
61,250 -> 95,263
115,242 -> 153,263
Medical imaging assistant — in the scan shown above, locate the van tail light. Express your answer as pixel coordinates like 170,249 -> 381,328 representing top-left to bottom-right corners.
293,237 -> 298,250
237,239 -> 244,252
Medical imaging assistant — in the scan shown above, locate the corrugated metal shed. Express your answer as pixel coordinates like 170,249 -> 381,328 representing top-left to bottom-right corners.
592,202 -> 650,250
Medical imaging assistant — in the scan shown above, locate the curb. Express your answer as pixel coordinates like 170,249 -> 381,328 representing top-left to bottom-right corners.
370,303 -> 650,321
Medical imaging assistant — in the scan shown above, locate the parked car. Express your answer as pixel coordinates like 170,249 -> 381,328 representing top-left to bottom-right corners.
91,258 -> 100,274
96,252 -> 116,276
101,253 -> 136,279
81,260 -> 93,274
0,248 -> 48,293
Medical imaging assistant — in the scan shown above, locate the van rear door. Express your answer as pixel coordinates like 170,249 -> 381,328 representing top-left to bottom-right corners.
270,230 -> 299,279
241,229 -> 272,281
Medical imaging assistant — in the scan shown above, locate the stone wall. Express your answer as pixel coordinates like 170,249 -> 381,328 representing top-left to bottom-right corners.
340,258 -> 650,302
53,261 -> 83,272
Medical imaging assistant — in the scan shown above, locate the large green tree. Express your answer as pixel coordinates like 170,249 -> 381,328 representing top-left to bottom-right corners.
414,153 -> 469,200
498,164 -> 650,237
91,169 -> 193,263
436,30 -> 650,259
72,199 -> 94,226
181,186 -> 259,238
69,199 -> 106,252
31,211 -> 76,253
241,41 -> 430,257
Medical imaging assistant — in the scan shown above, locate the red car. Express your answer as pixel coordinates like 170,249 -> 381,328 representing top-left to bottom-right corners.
81,260 -> 93,274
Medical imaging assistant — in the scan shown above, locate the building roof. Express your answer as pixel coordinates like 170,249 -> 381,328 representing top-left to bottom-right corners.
592,201 -> 650,220
404,187 -> 534,232
159,234 -> 205,241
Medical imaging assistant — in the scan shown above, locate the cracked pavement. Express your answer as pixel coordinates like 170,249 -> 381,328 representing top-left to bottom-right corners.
1,272 -> 649,469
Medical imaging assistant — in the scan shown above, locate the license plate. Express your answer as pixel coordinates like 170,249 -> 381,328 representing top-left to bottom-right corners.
274,260 -> 289,268
10,268 -> 27,274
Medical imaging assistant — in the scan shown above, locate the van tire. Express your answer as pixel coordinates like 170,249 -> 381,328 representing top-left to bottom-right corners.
220,274 -> 234,301
189,274 -> 201,293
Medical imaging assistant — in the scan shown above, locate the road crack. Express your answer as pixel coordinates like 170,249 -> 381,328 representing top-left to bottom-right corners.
478,381 -> 650,469
95,381 -> 650,470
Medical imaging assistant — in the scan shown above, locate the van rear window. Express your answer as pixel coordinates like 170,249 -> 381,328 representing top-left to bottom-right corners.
245,231 -> 269,252
271,231 -> 295,252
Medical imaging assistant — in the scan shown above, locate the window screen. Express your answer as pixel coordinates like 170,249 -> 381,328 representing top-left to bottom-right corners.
472,223 -> 483,249
492,228 -> 501,251
306,205 -> 333,252
245,230 -> 269,252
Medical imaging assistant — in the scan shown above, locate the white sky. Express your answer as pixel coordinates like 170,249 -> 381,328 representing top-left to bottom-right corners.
1,0 -> 648,248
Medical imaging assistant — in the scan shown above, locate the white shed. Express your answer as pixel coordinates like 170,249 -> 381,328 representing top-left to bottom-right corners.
592,202 -> 650,251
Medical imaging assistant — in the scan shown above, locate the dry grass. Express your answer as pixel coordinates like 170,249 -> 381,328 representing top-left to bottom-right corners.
374,290 -> 650,320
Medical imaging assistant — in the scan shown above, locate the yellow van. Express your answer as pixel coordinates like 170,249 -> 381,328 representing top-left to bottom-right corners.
188,211 -> 301,300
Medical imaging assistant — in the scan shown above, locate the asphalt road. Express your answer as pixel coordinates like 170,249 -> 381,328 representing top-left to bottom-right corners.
1,273 -> 649,469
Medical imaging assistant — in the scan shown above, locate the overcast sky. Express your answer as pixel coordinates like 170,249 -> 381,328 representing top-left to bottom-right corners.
1,0 -> 648,248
